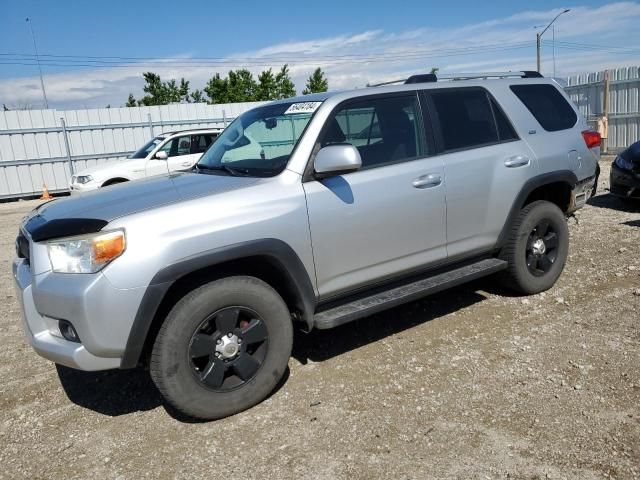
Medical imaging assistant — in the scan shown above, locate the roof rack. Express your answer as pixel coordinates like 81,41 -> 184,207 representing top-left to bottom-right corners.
368,71 -> 542,87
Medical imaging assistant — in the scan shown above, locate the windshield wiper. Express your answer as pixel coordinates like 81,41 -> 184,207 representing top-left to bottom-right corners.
194,164 -> 250,176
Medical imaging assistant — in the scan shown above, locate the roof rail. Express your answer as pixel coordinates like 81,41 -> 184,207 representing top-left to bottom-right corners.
367,71 -> 543,87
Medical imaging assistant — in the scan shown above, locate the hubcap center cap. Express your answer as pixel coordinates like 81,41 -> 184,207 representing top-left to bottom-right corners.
216,334 -> 241,359
532,238 -> 546,255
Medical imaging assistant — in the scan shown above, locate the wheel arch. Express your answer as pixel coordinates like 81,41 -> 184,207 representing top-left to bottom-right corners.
495,170 -> 577,249
102,177 -> 130,187
120,239 -> 316,369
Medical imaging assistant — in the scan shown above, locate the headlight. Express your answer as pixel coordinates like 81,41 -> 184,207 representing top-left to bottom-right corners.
74,175 -> 94,184
47,230 -> 125,273
614,155 -> 634,171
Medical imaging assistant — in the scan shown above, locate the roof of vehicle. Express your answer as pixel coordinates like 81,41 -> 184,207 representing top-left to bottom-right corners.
270,72 -> 556,107
160,127 -> 223,137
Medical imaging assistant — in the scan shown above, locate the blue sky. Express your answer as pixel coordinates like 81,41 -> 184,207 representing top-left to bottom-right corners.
1,0 -> 639,109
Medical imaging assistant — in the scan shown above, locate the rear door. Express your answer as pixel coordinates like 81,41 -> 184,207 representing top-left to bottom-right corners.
303,92 -> 448,299
424,87 -> 537,258
509,83 -> 596,180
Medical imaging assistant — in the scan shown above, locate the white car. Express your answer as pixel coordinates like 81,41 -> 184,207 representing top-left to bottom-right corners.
69,128 -> 221,193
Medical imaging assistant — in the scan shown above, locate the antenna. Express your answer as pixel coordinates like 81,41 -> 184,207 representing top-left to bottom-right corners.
26,17 -> 49,109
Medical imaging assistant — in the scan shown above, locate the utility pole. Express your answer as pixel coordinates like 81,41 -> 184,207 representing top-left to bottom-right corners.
26,17 -> 49,109
536,9 -> 570,73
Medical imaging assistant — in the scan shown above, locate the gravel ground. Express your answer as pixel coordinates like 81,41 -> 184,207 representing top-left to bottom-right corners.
0,159 -> 638,480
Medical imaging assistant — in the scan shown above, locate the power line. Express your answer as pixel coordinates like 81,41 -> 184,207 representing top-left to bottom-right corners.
0,41 -> 535,63
0,43 -> 536,70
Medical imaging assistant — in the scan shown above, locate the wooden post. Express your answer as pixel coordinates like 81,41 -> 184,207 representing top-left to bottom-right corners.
602,70 -> 610,153
603,70 -> 610,117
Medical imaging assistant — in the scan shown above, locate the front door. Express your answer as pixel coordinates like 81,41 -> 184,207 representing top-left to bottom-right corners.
303,93 -> 448,299
146,134 -> 206,177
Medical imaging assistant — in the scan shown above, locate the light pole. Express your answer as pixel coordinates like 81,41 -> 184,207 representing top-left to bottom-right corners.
26,17 -> 49,109
536,9 -> 570,73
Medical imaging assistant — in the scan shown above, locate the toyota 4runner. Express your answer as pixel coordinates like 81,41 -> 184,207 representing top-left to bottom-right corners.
13,71 -> 600,419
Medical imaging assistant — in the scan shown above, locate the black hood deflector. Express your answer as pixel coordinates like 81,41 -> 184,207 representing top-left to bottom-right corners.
25,215 -> 108,242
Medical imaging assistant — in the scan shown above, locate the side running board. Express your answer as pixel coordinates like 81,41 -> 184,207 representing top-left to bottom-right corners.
313,258 -> 507,329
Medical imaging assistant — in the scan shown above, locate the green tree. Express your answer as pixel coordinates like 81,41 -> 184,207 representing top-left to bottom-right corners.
179,78 -> 190,101
137,72 -> 191,105
2,103 -> 9,111
190,89 -> 205,103
256,68 -> 278,101
302,68 -> 328,95
204,73 -> 230,104
275,64 -> 296,99
125,94 -> 137,107
430,67 -> 439,75
227,69 -> 257,102
138,72 -> 165,105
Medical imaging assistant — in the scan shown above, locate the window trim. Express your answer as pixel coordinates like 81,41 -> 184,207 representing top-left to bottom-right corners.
422,86 -> 520,156
509,83 -> 578,133
489,96 -> 518,143
302,91 -> 434,182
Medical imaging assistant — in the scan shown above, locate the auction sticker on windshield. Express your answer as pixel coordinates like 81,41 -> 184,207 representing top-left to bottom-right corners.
284,102 -> 322,115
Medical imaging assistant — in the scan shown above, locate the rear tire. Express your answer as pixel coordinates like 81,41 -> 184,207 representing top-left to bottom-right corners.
150,276 -> 293,420
499,200 -> 569,295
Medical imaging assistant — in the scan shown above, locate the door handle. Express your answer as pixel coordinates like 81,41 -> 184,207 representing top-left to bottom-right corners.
181,162 -> 192,167
412,174 -> 442,189
504,155 -> 530,168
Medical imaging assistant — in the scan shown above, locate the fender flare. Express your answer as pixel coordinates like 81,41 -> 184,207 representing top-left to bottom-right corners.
120,238 -> 316,369
495,170 -> 578,249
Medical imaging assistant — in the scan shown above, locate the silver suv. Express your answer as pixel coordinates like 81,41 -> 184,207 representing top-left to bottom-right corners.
13,72 -> 600,420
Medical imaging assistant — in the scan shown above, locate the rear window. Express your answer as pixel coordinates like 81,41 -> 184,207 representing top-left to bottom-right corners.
510,84 -> 577,132
430,89 -> 498,151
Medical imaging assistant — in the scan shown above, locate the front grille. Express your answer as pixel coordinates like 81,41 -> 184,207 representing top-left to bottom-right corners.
16,231 -> 30,265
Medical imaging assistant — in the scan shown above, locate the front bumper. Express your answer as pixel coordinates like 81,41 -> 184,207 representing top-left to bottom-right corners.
12,257 -> 145,371
610,162 -> 640,198
69,182 -> 99,195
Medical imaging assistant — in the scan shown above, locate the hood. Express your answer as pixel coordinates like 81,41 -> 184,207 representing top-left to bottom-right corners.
25,172 -> 264,241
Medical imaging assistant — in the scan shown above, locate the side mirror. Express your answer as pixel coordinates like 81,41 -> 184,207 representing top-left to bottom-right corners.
314,145 -> 362,178
154,151 -> 168,160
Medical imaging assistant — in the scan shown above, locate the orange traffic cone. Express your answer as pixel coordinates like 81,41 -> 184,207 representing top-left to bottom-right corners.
39,184 -> 52,200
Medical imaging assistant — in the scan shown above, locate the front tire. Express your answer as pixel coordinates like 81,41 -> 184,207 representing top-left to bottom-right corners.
150,276 -> 293,420
499,200 -> 569,295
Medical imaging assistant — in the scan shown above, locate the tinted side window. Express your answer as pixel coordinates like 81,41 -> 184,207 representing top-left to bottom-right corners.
176,136 -> 192,156
431,89 -> 498,151
320,95 -> 426,170
510,84 -> 577,132
191,134 -> 216,154
491,99 -> 518,141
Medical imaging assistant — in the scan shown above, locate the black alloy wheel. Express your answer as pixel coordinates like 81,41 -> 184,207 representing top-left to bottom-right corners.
525,220 -> 559,277
188,307 -> 269,391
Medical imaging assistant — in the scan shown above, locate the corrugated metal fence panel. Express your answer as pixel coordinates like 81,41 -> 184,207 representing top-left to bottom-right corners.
0,101 -> 262,199
566,66 -> 640,151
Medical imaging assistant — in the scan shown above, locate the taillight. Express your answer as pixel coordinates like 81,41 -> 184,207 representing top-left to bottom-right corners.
582,130 -> 601,149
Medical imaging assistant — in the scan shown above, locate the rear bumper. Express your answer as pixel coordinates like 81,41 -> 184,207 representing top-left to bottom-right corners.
569,175 -> 596,212
12,258 -> 144,371
610,162 -> 640,198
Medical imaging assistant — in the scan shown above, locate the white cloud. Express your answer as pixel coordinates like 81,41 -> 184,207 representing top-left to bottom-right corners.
1,2 -> 639,109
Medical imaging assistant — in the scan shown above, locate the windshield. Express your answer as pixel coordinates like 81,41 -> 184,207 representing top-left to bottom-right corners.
196,101 -> 321,176
129,136 -> 165,159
